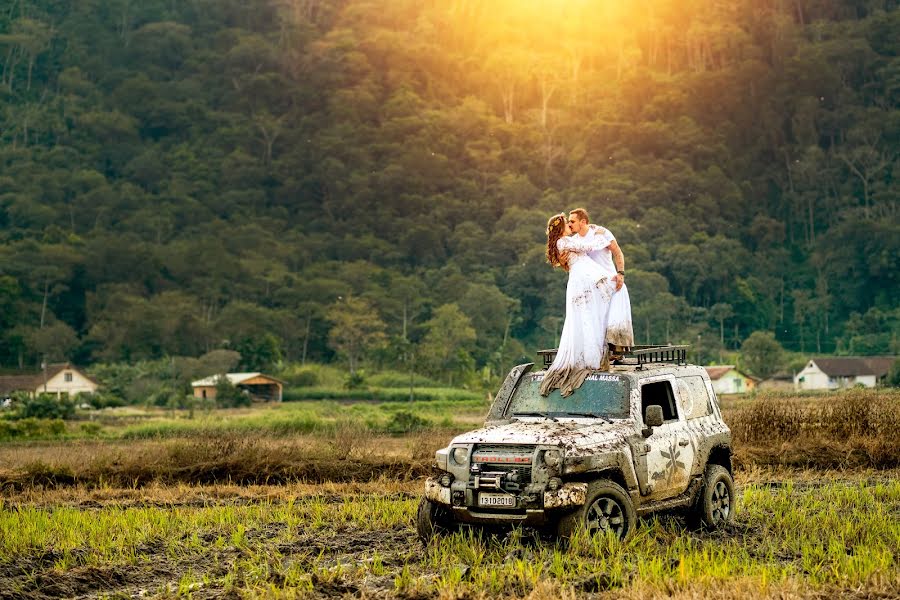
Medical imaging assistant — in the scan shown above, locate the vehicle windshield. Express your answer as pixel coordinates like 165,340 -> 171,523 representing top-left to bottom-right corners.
505,372 -> 630,419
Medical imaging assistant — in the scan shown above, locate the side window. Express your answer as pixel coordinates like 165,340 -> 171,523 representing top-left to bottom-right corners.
641,381 -> 678,423
678,376 -> 712,419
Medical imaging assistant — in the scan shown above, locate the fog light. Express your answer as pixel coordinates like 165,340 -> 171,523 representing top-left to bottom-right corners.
543,449 -> 562,469
439,473 -> 453,487
547,477 -> 562,491
451,446 -> 469,465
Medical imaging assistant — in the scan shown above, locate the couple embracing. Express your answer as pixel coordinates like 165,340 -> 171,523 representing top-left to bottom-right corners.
541,208 -> 634,397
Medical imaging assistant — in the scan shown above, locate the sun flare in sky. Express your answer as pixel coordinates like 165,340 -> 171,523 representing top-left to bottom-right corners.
445,0 -> 642,53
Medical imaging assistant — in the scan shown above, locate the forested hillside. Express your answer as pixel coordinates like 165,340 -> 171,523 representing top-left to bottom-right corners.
1,0 -> 897,381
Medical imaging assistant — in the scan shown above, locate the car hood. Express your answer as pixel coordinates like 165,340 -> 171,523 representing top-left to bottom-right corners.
451,419 -> 635,451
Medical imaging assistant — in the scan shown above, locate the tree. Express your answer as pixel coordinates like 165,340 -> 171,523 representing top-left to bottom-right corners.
197,350 -> 242,377
740,331 -> 786,380
886,359 -> 900,388
0,0 -> 895,379
419,303 -> 477,385
710,302 -> 734,357
234,333 -> 282,372
326,296 -> 387,375
457,283 -> 520,369
24,321 -> 79,363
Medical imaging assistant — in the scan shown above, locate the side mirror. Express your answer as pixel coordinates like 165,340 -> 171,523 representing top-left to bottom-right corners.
642,405 -> 664,438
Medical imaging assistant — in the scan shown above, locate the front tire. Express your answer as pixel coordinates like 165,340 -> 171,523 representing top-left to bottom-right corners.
416,498 -> 456,543
690,465 -> 735,529
557,479 -> 635,540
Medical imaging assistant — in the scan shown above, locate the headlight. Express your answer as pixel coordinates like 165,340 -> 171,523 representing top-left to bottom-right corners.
450,446 -> 469,465
543,449 -> 562,469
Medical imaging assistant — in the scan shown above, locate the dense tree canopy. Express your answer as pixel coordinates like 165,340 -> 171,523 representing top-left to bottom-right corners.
1,0 -> 897,380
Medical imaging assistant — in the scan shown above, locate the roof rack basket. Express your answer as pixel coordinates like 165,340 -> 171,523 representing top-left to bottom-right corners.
537,344 -> 690,370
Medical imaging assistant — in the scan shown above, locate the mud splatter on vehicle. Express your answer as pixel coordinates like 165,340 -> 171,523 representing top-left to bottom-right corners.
418,345 -> 734,541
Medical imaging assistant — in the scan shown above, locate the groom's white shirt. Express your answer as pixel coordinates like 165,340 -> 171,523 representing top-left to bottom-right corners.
581,225 -> 616,276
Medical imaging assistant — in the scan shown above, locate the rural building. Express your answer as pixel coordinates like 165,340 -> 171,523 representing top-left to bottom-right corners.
757,372 -> 796,392
0,363 -> 99,399
191,373 -> 284,402
794,357 -> 895,390
703,365 -> 758,395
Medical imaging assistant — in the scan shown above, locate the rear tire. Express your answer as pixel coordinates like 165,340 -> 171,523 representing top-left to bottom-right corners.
557,479 -> 635,540
689,465 -> 735,530
416,498 -> 456,543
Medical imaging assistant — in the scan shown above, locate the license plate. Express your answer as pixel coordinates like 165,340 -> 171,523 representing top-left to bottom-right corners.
478,493 -> 515,508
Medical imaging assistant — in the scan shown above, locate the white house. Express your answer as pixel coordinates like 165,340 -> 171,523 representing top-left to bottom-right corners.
704,366 -> 758,395
794,357 -> 895,391
0,363 -> 99,399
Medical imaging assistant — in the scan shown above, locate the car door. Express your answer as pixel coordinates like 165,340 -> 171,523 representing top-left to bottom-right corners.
636,377 -> 695,500
673,376 -> 712,477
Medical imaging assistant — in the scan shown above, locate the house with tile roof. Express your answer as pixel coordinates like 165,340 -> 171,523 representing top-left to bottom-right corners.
0,363 -> 99,399
794,357 -> 895,390
703,365 -> 758,395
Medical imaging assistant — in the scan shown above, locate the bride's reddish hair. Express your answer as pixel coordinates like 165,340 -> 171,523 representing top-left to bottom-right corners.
546,213 -> 567,269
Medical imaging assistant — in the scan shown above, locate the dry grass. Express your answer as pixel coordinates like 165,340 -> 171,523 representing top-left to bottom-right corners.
1,390 -> 898,491
727,389 -> 900,469
0,432 -> 439,490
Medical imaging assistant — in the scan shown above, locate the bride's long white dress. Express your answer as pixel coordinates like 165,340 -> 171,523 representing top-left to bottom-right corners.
539,234 -> 618,397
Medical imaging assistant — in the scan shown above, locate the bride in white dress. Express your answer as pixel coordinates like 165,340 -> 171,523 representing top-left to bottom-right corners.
540,213 -> 619,397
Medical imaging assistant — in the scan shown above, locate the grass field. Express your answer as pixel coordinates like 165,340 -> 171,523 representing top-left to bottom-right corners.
1,389 -> 899,598
1,471 -> 898,598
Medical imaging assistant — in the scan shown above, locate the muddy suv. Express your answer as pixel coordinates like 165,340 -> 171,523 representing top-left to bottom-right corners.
417,346 -> 734,541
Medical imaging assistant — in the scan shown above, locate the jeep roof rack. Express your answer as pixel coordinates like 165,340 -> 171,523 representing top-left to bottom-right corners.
536,344 -> 690,370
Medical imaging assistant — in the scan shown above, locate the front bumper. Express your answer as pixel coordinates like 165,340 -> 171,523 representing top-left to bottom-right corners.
424,477 -> 587,524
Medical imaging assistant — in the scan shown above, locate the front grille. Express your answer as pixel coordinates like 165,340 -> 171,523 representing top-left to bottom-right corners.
470,445 -> 534,492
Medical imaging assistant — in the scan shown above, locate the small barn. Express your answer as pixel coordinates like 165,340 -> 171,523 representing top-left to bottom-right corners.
0,363 -> 99,399
704,365 -> 758,395
192,373 -> 284,402
795,357 -> 895,390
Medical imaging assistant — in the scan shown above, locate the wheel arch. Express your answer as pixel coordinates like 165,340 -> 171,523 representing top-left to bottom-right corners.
706,444 -> 732,476
571,468 -> 630,492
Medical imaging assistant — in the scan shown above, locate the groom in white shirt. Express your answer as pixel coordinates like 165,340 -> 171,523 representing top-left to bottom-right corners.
566,208 -> 625,289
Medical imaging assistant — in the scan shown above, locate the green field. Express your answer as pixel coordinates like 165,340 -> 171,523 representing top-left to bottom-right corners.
1,389 -> 899,598
1,475 -> 898,598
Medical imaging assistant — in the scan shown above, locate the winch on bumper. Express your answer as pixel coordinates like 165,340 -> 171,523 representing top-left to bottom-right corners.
425,444 -> 588,525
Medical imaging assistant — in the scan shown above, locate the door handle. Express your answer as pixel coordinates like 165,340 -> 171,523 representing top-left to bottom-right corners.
678,439 -> 689,447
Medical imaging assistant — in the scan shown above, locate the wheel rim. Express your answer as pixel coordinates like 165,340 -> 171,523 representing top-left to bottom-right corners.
585,496 -> 626,537
710,480 -> 731,523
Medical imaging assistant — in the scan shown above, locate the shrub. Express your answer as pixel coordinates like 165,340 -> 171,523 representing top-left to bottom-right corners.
78,391 -> 126,409
147,387 -> 188,408
0,418 -> 67,439
287,369 -> 319,387
385,410 -> 430,434
16,394 -> 76,420
215,376 -> 251,408
345,370 -> 367,390
79,422 -> 104,436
